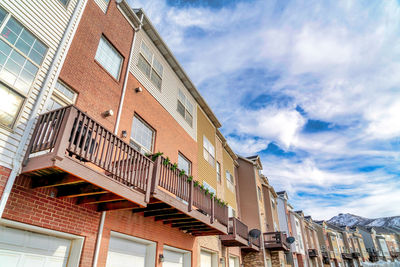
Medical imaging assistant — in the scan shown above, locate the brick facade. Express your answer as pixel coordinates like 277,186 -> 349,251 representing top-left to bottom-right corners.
2,175 -> 101,266
0,165 -> 11,198
242,251 -> 265,267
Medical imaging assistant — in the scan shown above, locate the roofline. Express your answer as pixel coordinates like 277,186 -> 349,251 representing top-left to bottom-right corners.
117,0 -> 142,28
132,8 -> 222,129
216,129 -> 238,165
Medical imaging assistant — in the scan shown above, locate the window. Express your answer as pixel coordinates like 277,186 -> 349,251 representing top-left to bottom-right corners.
228,205 -> 236,218
257,186 -> 262,201
95,36 -> 123,79
202,181 -> 216,195
137,41 -> 163,90
178,153 -> 191,175
203,136 -> 215,167
130,115 -> 155,154
0,10 -> 48,128
164,245 -> 191,267
58,0 -> 70,6
216,162 -> 221,183
177,89 -> 194,126
226,170 -> 235,192
45,80 -> 77,112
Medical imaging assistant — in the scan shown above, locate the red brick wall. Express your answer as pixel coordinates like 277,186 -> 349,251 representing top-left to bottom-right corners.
0,165 -> 11,198
59,0 -> 134,132
97,210 -> 197,267
117,74 -> 198,175
2,175 -> 101,267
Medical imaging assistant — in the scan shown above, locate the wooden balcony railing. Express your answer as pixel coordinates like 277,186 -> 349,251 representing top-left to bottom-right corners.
308,248 -> 318,257
152,156 -> 228,227
228,217 -> 248,240
264,232 -> 290,251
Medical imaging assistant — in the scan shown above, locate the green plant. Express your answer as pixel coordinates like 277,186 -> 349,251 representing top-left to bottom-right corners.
171,163 -> 178,171
209,192 -> 214,198
194,181 -> 199,187
187,176 -> 193,182
163,157 -> 170,166
151,152 -> 163,161
179,170 -> 186,176
204,188 -> 209,195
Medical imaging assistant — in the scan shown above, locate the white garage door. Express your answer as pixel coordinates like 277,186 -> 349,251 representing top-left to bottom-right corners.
200,251 -> 212,267
106,236 -> 148,267
164,249 -> 184,267
0,225 -> 71,267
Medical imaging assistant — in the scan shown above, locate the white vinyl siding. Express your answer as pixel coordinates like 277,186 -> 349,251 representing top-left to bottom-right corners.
0,0 -> 84,168
203,135 -> 215,167
130,30 -> 196,141
95,36 -> 123,80
94,0 -> 110,13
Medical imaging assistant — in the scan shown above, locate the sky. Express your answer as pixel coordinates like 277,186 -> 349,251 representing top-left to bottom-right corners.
129,0 -> 400,220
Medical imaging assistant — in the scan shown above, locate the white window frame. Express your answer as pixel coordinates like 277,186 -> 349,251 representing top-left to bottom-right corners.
164,245 -> 191,267
228,205 -> 236,218
200,248 -> 218,267
45,80 -> 77,112
95,36 -> 123,80
0,218 -> 84,267
216,161 -> 221,183
177,89 -> 194,127
257,186 -> 262,201
130,115 -> 155,154
0,9 -> 48,130
178,152 -> 191,175
138,40 -> 163,90
203,135 -> 215,167
226,170 -> 235,192
202,181 -> 216,195
229,255 -> 240,267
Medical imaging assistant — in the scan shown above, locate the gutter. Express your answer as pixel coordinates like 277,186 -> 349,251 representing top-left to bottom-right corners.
0,0 -> 87,217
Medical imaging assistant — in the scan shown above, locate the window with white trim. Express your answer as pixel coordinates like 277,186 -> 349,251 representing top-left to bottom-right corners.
226,170 -> 235,192
202,181 -> 216,195
178,153 -> 191,175
45,80 -> 77,112
130,115 -> 155,154
95,36 -> 123,80
58,0 -> 70,6
216,161 -> 221,183
177,89 -> 193,127
0,8 -> 48,129
203,135 -> 215,167
137,41 -> 163,90
228,205 -> 236,218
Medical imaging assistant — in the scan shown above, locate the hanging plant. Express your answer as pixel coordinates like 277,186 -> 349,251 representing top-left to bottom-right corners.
179,170 -> 186,177
163,157 -> 170,166
151,152 -> 163,161
194,180 -> 199,187
187,176 -> 193,182
170,163 -> 178,171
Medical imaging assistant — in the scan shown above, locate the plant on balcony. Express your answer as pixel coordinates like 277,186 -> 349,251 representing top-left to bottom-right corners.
171,163 -> 178,171
163,157 -> 170,166
194,180 -> 200,187
179,170 -> 186,176
187,175 -> 193,182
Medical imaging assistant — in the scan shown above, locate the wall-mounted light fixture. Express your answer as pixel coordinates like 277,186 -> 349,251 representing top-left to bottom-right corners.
135,87 -> 142,93
102,109 -> 114,117
220,257 -> 225,263
159,254 -> 164,262
121,130 -> 127,138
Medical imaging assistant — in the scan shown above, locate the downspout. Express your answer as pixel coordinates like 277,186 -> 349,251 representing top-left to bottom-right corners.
0,0 -> 87,218
92,7 -> 143,267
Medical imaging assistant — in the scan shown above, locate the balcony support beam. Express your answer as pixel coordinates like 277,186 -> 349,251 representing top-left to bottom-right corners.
57,184 -> 107,198
31,173 -> 83,189
97,201 -> 140,211
77,193 -> 124,205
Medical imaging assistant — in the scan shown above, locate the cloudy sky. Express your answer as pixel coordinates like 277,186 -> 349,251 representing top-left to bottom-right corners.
129,0 -> 400,220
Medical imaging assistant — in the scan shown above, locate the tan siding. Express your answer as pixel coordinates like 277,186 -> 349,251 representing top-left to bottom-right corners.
196,107 -> 217,190
0,0 -> 84,168
129,30 -> 197,141
223,148 -> 237,210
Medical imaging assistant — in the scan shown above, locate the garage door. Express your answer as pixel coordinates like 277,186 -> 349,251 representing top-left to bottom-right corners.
200,251 -> 212,267
229,256 -> 239,267
106,236 -> 148,267
164,249 -> 184,267
0,225 -> 71,267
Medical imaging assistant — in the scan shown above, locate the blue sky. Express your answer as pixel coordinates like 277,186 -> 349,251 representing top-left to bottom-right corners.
129,0 -> 400,220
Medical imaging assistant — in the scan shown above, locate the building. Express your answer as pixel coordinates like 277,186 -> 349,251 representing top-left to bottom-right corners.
303,216 -> 323,267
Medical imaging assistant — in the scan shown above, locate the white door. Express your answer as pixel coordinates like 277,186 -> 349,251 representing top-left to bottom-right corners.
164,249 -> 184,267
106,236 -> 147,267
0,225 -> 71,267
200,251 -> 212,267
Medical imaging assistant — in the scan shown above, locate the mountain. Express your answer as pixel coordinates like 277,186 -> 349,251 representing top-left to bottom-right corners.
328,213 -> 400,228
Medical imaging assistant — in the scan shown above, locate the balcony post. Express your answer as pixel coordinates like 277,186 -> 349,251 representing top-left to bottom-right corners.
53,106 -> 77,161
188,179 -> 193,212
151,156 -> 161,193
23,115 -> 43,166
144,161 -> 154,203
210,196 -> 215,224
232,218 -> 237,236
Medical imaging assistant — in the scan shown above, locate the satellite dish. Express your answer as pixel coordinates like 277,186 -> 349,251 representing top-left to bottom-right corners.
286,236 -> 295,244
249,229 -> 261,239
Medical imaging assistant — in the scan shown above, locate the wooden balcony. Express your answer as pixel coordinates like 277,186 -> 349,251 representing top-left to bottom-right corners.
342,252 -> 353,260
352,252 -> 361,258
132,156 -> 228,236
220,217 -> 249,247
22,106 -> 153,211
22,106 -> 228,235
263,232 -> 290,251
308,249 -> 318,257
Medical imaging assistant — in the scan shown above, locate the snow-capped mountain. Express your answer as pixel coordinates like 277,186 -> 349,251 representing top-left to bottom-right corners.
328,213 -> 400,228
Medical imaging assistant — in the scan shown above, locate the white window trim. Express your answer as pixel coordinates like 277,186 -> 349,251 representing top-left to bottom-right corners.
109,231 -> 156,267
203,135 -> 215,167
178,152 -> 192,175
200,247 -> 218,267
138,40 -> 163,90
164,245 -> 191,267
130,114 -> 155,154
226,170 -> 235,192
202,181 -> 216,195
95,36 -> 123,80
0,218 -> 84,267
177,89 -> 194,127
